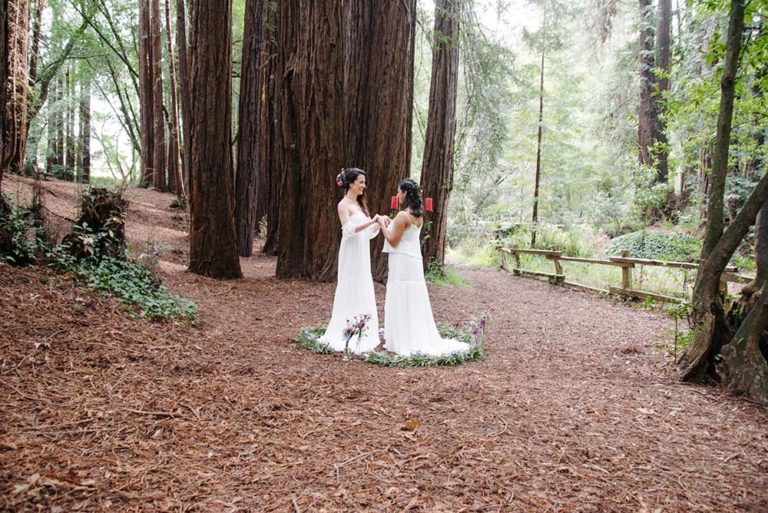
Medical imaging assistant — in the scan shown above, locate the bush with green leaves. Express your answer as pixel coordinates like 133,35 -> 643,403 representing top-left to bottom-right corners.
599,230 -> 701,262
76,256 -> 197,321
0,200 -> 44,266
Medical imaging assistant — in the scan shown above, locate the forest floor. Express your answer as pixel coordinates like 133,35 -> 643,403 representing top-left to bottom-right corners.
1,175 -> 767,513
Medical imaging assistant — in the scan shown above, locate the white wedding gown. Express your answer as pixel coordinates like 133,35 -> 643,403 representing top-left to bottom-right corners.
318,210 -> 380,354
383,223 -> 470,356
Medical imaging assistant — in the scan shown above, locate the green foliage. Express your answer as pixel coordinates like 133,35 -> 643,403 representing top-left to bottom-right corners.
0,199 -> 45,266
296,325 -> 336,354
295,323 -> 485,367
425,262 -> 469,286
600,230 -> 701,261
74,256 -> 197,321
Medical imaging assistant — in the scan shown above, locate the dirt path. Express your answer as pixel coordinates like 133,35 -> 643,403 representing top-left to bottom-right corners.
2,176 -> 767,512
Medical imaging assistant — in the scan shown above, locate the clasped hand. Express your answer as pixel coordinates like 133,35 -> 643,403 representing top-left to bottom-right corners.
372,214 -> 391,228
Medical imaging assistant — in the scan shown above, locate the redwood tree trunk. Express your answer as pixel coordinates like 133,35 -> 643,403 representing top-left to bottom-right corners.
138,0 -> 154,186
3,0 -> 29,175
175,0 -> 191,193
164,0 -> 182,196
65,67 -> 75,179
0,0 -> 7,189
79,83 -> 90,183
275,0 -> 344,281
261,1 -> 279,255
637,0 -> 654,169
150,0 -> 166,191
23,0 -> 42,142
187,0 -> 242,279
420,0 -> 460,269
235,0 -> 264,257
344,0 -> 417,282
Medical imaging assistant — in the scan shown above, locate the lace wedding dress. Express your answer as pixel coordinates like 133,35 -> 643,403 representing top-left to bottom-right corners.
318,210 -> 380,354
383,223 -> 469,356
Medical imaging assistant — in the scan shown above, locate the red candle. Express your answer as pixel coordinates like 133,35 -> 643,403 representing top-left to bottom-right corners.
425,197 -> 433,212
390,196 -> 398,210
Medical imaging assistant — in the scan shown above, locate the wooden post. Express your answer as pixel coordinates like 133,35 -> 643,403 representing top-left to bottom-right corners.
512,247 -> 522,275
551,246 -> 564,284
621,250 -> 633,290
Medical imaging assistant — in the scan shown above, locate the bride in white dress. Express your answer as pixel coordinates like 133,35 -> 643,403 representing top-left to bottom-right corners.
377,179 -> 469,356
318,168 -> 382,354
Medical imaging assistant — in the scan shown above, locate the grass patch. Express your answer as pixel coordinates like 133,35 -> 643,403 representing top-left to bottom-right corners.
426,263 -> 470,286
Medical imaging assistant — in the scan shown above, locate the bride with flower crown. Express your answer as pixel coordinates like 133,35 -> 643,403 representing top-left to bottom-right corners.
318,168 -> 382,354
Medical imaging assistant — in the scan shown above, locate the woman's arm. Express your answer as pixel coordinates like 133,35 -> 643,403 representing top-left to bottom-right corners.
338,203 -> 379,233
379,212 -> 408,247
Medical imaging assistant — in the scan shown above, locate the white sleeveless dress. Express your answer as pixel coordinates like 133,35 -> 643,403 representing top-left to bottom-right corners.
383,223 -> 470,356
318,210 -> 380,354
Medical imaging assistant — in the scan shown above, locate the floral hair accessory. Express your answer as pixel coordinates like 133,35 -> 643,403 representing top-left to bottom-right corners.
336,170 -> 345,188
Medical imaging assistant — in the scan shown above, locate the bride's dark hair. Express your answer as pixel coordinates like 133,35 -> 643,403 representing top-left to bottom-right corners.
337,167 -> 370,216
399,178 -> 422,218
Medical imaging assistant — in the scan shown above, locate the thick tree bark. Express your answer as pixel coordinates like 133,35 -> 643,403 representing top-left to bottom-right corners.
275,0 -> 344,281
138,0 -> 154,186
79,83 -> 90,183
653,0 -> 671,185
531,47 -> 545,247
164,0 -> 182,196
344,0 -> 417,282
187,0 -> 242,279
150,0 -> 166,191
235,0 -> 264,257
23,0 -> 42,141
175,0 -> 191,192
261,1 -> 279,256
420,0 -> 460,270
637,0 -> 654,169
679,0 -> 751,382
0,0 -> 7,189
4,0 -> 29,175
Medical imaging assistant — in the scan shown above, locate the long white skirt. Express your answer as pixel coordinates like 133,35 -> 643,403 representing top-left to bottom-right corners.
384,252 -> 469,356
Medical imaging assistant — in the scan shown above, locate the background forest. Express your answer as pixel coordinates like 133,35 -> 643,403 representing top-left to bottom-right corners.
10,0 -> 766,263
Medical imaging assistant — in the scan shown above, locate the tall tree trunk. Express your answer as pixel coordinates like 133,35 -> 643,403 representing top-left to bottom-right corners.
0,0 -> 7,191
138,0 -> 154,186
721,202 -> 768,402
150,0 -> 166,191
53,73 -> 64,173
344,0 -> 417,282
638,0 -> 655,169
679,0 -> 750,382
420,0 -> 459,269
653,0 -> 671,186
235,0 -> 263,257
79,82 -> 90,183
65,66 -> 75,179
175,0 -> 190,193
187,0 -> 242,279
531,47 -> 545,247
275,0 -> 344,281
261,1 -> 279,255
164,0 -> 182,196
23,0 -> 42,142
3,0 -> 29,175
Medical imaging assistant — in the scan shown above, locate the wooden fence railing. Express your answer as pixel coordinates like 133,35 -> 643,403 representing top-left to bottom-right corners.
496,246 -> 752,304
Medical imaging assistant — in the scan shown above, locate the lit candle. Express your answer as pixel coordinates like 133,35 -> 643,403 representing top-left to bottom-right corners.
390,196 -> 398,210
425,197 -> 433,212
